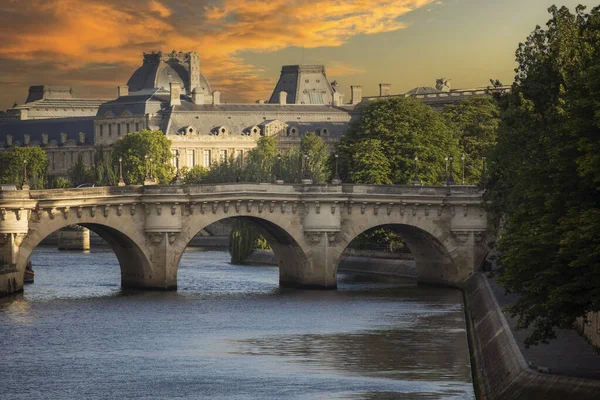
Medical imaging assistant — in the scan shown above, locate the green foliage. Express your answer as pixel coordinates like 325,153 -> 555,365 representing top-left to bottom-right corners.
69,154 -> 95,187
337,96 -> 459,185
228,219 -> 270,264
53,177 -> 72,188
0,146 -> 49,189
182,165 -> 210,184
348,227 -> 406,253
442,97 -> 500,183
485,5 -> 600,346
243,136 -> 279,183
93,146 -> 119,186
111,129 -> 175,184
300,132 -> 330,184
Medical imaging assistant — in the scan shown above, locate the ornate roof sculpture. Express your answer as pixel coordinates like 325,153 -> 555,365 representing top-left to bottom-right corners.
127,51 -> 212,95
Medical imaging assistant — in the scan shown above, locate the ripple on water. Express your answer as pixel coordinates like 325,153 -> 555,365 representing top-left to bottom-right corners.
0,247 -> 474,399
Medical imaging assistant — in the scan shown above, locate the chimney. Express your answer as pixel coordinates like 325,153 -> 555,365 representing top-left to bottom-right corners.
24,134 -> 30,145
351,86 -> 362,105
192,88 -> 204,105
279,91 -> 287,105
79,132 -> 86,144
212,90 -> 221,105
60,132 -> 67,144
379,83 -> 391,97
19,109 -> 28,120
256,100 -> 265,104
170,82 -> 181,107
333,92 -> 343,107
118,86 -> 129,97
42,134 -> 48,145
6,135 -> 12,146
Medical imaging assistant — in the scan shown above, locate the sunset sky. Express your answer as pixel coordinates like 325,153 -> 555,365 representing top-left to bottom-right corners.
0,0 -> 596,109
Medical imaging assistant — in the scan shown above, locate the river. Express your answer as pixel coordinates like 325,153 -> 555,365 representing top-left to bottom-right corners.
0,247 -> 474,399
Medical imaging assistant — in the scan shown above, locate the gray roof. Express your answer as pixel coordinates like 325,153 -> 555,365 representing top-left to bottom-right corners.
404,87 -> 441,95
165,102 -> 355,137
268,65 -> 337,105
97,93 -> 169,118
0,117 -> 94,147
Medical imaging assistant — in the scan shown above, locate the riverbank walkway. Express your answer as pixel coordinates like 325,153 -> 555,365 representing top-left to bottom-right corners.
488,274 -> 600,379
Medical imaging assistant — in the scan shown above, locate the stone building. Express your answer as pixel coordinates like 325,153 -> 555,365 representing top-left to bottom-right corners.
0,50 -> 507,177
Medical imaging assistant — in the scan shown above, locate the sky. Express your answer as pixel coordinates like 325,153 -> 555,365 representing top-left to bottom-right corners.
0,0 -> 597,109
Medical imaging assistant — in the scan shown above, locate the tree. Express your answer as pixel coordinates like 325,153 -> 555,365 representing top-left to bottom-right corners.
111,130 -> 175,185
182,165 -> 210,184
69,154 -> 95,187
300,132 -> 330,184
93,146 -> 119,186
345,139 -> 392,184
243,136 -> 278,182
442,97 -> 500,183
486,5 -> 600,346
337,96 -> 459,185
0,146 -> 49,189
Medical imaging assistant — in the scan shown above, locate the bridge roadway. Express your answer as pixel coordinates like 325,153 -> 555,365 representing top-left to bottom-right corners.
0,183 -> 489,296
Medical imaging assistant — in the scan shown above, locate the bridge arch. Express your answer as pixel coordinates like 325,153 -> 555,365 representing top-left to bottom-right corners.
335,222 -> 458,285
170,213 -> 314,289
15,218 -> 153,290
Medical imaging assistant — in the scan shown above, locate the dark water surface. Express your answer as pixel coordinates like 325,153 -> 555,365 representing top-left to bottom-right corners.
0,248 -> 474,399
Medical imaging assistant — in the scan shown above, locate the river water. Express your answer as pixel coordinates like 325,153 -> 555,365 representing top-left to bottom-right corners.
0,248 -> 474,399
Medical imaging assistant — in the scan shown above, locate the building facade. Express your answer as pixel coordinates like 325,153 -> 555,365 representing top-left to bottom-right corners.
0,50 -> 507,176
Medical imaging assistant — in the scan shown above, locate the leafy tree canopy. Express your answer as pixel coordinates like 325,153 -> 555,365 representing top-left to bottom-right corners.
0,146 -> 49,189
111,129 -> 175,185
485,5 -> 600,346
337,97 -> 459,185
442,97 -> 500,183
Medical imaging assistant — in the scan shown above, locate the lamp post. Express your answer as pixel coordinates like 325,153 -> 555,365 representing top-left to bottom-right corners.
444,156 -> 449,186
302,153 -> 313,184
118,156 -> 125,186
447,155 -> 456,185
275,154 -> 283,184
144,154 -> 149,181
22,159 -> 30,190
461,152 -> 465,185
332,153 -> 342,184
412,155 -> 422,186
149,157 -> 154,181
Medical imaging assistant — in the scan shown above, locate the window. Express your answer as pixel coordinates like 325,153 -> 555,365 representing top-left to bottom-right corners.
219,150 -> 227,163
117,124 -> 121,136
135,122 -> 139,131
108,124 -> 112,136
187,149 -> 195,167
126,123 -> 130,133
99,125 -> 104,136
171,149 -> 177,167
203,150 -> 211,167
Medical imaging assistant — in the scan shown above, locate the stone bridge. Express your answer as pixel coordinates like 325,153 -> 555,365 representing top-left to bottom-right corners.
0,183 -> 489,296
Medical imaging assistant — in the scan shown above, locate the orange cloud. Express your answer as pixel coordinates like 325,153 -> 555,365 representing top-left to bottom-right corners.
0,0 -> 436,106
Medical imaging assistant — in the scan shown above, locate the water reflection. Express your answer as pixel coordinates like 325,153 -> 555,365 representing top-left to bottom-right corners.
0,247 -> 474,399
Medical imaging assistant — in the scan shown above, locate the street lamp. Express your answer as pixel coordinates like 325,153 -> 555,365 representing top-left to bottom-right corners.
144,154 -> 149,181
118,156 -> 125,186
444,156 -> 449,186
302,153 -> 313,184
149,157 -> 154,181
22,159 -> 29,190
332,153 -> 342,184
172,150 -> 182,185
461,152 -> 466,185
275,154 -> 283,184
412,155 -> 422,186
447,156 -> 456,185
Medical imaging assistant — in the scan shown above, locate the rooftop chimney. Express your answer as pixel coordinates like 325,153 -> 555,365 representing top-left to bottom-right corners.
118,86 -> 129,97
379,83 -> 391,97
351,86 -> 362,105
212,91 -> 221,105
279,91 -> 287,105
170,82 -> 181,107
333,92 -> 343,107
192,88 -> 204,105
24,134 -> 30,145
